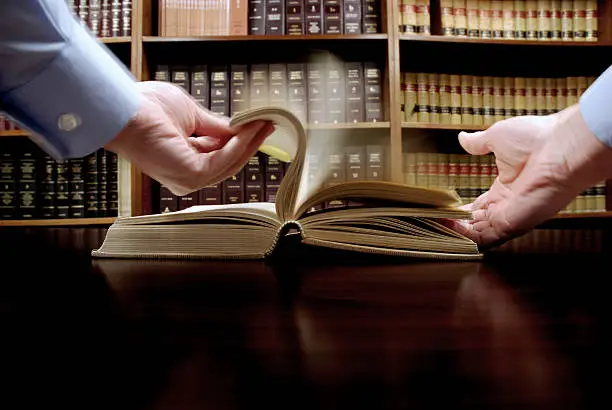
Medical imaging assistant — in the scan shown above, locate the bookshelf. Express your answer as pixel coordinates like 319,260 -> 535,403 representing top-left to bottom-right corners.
1,0 -> 611,227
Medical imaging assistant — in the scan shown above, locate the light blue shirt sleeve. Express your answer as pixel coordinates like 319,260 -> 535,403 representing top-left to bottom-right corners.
0,0 -> 141,159
580,64 -> 612,148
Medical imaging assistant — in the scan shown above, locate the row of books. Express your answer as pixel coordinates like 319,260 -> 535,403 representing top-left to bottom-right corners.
400,72 -> 595,125
0,139 -> 118,220
158,0 -> 381,36
402,152 -> 607,213
0,114 -> 20,132
158,144 -> 387,213
493,228 -> 605,254
68,0 -> 132,38
154,61 -> 384,124
399,0 -> 599,41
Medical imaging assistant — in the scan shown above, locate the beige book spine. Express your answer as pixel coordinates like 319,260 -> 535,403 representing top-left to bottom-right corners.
461,75 -> 474,125
503,77 -> 515,118
502,1 -> 516,39
404,72 -> 418,121
556,77 -> 567,111
514,0 -> 527,39
416,152 -> 428,186
493,77 -> 505,122
585,0 -> 598,41
551,0 -> 562,40
573,0 -> 586,41
536,77 -> 547,115
478,0 -> 492,39
526,0 -> 538,40
537,0 -> 551,40
566,76 -> 578,105
403,0 -> 418,34
427,153 -> 439,188
404,153 -> 417,185
439,74 -> 452,124
561,0 -> 573,40
438,153 -> 450,189
472,75 -> 484,125
595,181 -> 607,211
400,72 -> 407,121
585,184 -> 597,211
458,155 -> 470,203
428,73 -> 441,124
448,154 -> 459,190
416,0 -> 430,35
467,0 -> 480,38
514,77 -> 526,117
587,76 -> 596,87
482,76 -> 495,125
545,77 -> 557,114
453,0 -> 468,37
417,72 -> 430,122
479,155 -> 491,199
441,0 -> 455,36
490,0 -> 503,38
526,77 -> 538,115
468,154 -> 481,203
577,76 -> 589,97
450,75 -> 462,124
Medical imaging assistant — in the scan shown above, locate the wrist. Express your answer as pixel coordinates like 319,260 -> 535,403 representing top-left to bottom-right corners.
552,104 -> 612,191
104,95 -> 149,155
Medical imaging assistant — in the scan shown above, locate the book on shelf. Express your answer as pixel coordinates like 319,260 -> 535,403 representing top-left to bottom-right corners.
92,106 -> 482,261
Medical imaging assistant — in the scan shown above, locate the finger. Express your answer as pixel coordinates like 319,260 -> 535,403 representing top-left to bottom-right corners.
472,208 -> 488,222
458,130 -> 493,155
198,120 -> 275,185
189,135 -> 232,153
192,105 -> 234,138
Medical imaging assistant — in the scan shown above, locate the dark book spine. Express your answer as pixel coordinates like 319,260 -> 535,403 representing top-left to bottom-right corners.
171,66 -> 190,90
100,0 -> 112,37
69,158 -> 86,218
305,0 -> 323,34
248,0 -> 267,35
106,151 -> 119,216
111,0 -> 122,37
0,143 -> 17,219
345,61 -> 364,122
345,145 -> 366,206
154,64 -> 170,82
223,168 -> 245,204
307,62 -> 326,124
121,0 -> 132,37
39,156 -> 56,219
77,0 -> 89,29
249,64 -> 270,109
325,59 -> 345,123
268,63 -> 288,108
159,184 -> 178,213
305,152 -> 324,211
287,63 -> 308,123
325,148 -> 346,208
191,65 -> 210,109
85,153 -> 99,217
230,64 -> 250,116
17,145 -> 38,219
178,191 -> 197,210
97,149 -> 108,217
366,144 -> 385,180
361,0 -> 379,33
343,0 -> 362,33
55,160 -> 70,218
264,156 -> 284,202
89,0 -> 102,37
286,0 -> 305,34
209,66 -> 230,116
198,184 -> 222,205
364,62 -> 383,122
266,0 -> 285,34
245,155 -> 265,202
323,0 -> 343,34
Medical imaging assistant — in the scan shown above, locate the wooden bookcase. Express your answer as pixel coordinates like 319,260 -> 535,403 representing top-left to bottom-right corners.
2,0 -> 612,227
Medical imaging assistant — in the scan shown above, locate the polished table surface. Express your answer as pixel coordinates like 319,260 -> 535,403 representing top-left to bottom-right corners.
0,227 -> 608,410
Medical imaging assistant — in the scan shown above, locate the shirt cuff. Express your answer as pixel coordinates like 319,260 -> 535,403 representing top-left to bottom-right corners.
0,25 -> 141,159
579,65 -> 612,148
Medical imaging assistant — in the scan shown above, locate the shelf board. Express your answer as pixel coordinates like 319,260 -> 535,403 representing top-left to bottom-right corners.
399,34 -> 612,47
307,121 -> 390,130
144,34 -> 388,42
0,130 -> 28,137
0,217 -> 117,227
402,122 -> 487,131
553,211 -> 612,219
100,36 -> 132,44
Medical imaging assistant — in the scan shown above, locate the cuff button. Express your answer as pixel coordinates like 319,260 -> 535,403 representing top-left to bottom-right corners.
58,113 -> 81,131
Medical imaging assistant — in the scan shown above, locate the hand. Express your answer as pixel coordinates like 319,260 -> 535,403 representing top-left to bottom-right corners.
105,81 -> 275,196
451,105 -> 612,247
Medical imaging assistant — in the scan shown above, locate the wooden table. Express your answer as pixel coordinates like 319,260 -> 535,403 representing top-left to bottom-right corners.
0,226 -> 607,410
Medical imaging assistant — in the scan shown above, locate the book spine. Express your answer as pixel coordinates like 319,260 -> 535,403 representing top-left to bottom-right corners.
326,59 -> 346,123
210,65 -> 230,116
366,144 -> 385,180
526,77 -> 537,116
245,155 -> 265,202
344,0 -> 362,34
561,0 -> 573,40
248,0 -> 266,35
264,156 -> 284,202
440,0 -> 454,36
416,72 -> 430,123
490,0 -> 503,39
305,0 -> 323,34
453,0 -> 467,37
286,0 -> 305,35
191,66 -> 210,109
249,64 -> 270,109
223,168 -> 245,204
323,0 -> 343,34
502,0 -> 515,39
85,153 -> 98,217
17,145 -> 38,219
287,63 -> 308,124
107,151 -> 118,216
450,74 -> 462,124
514,0 -> 527,39
96,149 -> 108,217
514,77 -> 526,117
69,158 -> 86,218
362,0 -> 379,33
39,155 -> 56,219
345,62 -> 365,123
364,62 -> 382,122
268,63 -> 288,109
482,76 -> 495,125
307,62 -> 326,124
439,73 -> 451,124
585,0 -> 598,41
0,142 -> 17,219
266,0 -> 285,34
230,64 -> 250,116
573,0 -> 586,41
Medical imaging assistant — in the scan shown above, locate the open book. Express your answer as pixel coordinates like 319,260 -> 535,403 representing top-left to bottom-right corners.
92,107 -> 482,261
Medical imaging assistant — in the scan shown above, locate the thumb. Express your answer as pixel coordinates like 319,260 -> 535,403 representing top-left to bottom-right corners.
193,105 -> 233,138
458,130 -> 493,155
